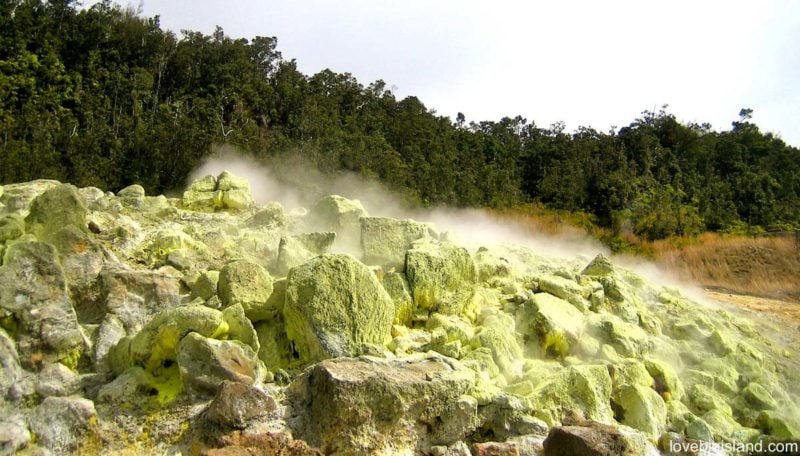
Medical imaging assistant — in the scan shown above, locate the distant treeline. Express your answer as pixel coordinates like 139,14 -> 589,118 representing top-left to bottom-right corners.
2,1 -> 799,240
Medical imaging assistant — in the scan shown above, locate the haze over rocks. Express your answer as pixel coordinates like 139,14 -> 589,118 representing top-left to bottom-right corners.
0,170 -> 798,455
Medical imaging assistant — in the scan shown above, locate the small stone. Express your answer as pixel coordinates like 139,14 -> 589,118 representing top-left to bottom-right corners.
36,362 -> 82,397
685,418 -> 714,442
218,260 -> 274,321
0,414 -> 31,455
177,332 -> 264,393
117,184 -> 146,198
28,396 -> 97,454
743,382 -> 777,410
472,441 -> 520,456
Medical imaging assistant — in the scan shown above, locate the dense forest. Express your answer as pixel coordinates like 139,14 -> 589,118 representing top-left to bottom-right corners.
2,1 -> 799,240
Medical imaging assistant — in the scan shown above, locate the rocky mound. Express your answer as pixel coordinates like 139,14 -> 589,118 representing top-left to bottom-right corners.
0,174 -> 798,455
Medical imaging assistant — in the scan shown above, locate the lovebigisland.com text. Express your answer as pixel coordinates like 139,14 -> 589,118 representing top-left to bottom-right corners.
670,439 -> 799,454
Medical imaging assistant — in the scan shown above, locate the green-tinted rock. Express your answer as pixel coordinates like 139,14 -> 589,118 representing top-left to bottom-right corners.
28,396 -> 97,454
128,305 -> 228,372
191,270 -> 220,301
246,202 -> 287,229
697,357 -> 739,394
0,179 -> 59,212
0,327 -> 22,397
144,229 -> 207,264
216,171 -> 253,210
538,274 -> 589,311
0,241 -> 84,368
666,400 -> 695,433
218,259 -> 275,321
517,293 -> 585,358
688,384 -> 732,416
580,254 -> 615,277
588,313 -> 651,358
183,172 -> 253,212
686,418 -> 714,442
644,358 -> 685,401
474,312 -> 523,378
117,184 -> 145,198
183,175 -> 219,212
613,383 -> 667,438
703,408 -> 740,440
275,232 -> 335,276
530,364 -> 614,426
709,329 -> 735,356
758,411 -> 800,440
427,313 -> 475,345
221,303 -> 259,353
743,382 -> 777,410
463,347 -> 503,380
610,359 -> 653,391
0,214 -> 24,243
283,254 -> 394,364
360,216 -> 430,271
25,184 -> 88,240
310,195 -> 367,231
405,238 -> 477,316
100,266 -> 182,333
382,272 -> 414,326
177,332 -> 263,393
255,317 -> 292,372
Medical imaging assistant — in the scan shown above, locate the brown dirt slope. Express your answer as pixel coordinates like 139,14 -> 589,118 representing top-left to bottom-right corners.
653,233 -> 800,302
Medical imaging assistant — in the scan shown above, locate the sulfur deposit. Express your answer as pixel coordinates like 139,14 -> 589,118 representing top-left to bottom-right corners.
0,173 -> 798,455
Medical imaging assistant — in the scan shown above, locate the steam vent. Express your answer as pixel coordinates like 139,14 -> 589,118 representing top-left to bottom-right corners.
0,172 -> 798,455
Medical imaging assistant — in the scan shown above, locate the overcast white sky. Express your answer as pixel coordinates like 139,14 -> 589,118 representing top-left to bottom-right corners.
131,0 -> 799,146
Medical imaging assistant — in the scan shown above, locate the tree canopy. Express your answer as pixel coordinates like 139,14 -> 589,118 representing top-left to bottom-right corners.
2,0 -> 798,240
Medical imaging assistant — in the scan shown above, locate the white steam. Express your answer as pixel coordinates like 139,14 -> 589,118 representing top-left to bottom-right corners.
186,147 -> 613,261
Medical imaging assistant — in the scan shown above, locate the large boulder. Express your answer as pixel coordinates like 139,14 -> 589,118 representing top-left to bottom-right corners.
537,274 -> 589,311
382,272 -> 414,326
612,384 -> 667,438
183,171 -> 253,212
587,313 -> 652,358
360,216 -> 431,271
0,241 -> 84,369
543,420 -> 658,456
204,381 -> 279,429
218,259 -> 275,321
516,293 -> 585,358
309,195 -> 367,232
28,396 -> 98,454
275,232 -> 335,276
0,328 -> 23,399
0,179 -> 60,213
177,332 -> 265,393
405,238 -> 477,316
529,365 -> 615,426
288,354 -> 477,454
25,184 -> 89,240
308,195 -> 367,249
283,254 -> 394,364
0,213 -> 24,243
125,305 -> 228,373
100,266 -> 182,333
0,413 -> 30,455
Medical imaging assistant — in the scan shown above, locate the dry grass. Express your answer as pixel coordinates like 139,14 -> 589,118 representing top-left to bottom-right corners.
650,233 -> 800,300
